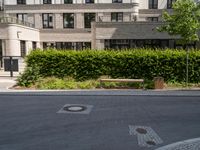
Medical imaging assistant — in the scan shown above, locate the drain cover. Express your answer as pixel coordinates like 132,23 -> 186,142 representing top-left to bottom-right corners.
57,104 -> 93,114
63,105 -> 86,112
136,128 -> 147,134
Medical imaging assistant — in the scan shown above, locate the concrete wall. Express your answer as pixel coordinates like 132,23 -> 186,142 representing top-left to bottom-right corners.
139,0 -> 167,9
0,23 -> 40,56
40,29 -> 91,42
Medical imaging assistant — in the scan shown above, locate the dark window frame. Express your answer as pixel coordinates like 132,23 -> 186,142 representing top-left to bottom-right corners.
84,13 -> 96,28
85,0 -> 94,4
43,0 -> 52,4
111,12 -> 123,22
149,0 -> 158,9
17,0 -> 26,4
63,13 -> 74,28
32,42 -> 37,50
42,13 -> 53,28
112,0 -> 122,3
16,13 -> 28,23
20,41 -> 26,57
64,0 -> 73,4
147,17 -> 158,22
167,0 -> 175,9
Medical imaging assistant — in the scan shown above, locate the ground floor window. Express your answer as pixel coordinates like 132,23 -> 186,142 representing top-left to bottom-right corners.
43,42 -> 91,50
32,42 -> 37,50
20,40 -> 26,57
105,39 -> 197,49
0,40 -> 2,57
105,39 -> 171,49
0,40 -> 2,68
174,40 -> 196,49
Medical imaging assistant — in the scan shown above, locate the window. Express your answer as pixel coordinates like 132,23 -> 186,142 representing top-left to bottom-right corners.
17,0 -> 26,4
56,42 -> 75,50
32,42 -> 37,50
85,0 -> 94,3
20,41 -> 26,57
147,17 -> 158,22
0,40 -> 2,68
43,0 -> 51,4
64,0 -> 73,4
63,13 -> 74,28
112,0 -> 122,3
84,13 -> 95,28
43,42 -> 55,49
149,0 -> 158,9
109,39 -> 130,49
42,13 -> 53,28
111,12 -> 123,22
17,14 -> 28,23
167,0 -> 175,9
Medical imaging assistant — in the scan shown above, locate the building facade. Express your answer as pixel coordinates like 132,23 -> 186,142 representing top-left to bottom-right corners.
0,0 -> 198,57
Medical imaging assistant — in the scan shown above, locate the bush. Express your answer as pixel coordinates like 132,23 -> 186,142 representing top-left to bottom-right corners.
23,49 -> 200,84
17,65 -> 40,87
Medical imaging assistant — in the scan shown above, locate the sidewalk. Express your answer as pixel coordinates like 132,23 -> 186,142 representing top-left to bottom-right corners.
0,77 -> 17,90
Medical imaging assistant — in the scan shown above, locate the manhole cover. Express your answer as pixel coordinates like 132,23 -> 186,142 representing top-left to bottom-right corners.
136,128 -> 147,134
146,141 -> 156,146
57,104 -> 93,114
63,105 -> 87,112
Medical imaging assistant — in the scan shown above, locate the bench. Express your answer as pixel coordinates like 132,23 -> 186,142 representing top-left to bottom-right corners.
99,79 -> 145,89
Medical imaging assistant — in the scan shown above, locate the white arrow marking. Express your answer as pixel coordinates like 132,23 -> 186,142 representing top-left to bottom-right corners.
129,125 -> 163,148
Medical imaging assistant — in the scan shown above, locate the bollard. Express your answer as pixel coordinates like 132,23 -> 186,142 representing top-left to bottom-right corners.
154,77 -> 164,89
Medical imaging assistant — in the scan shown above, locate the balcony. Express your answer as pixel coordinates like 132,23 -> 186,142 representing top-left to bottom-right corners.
0,17 -> 35,28
4,3 -> 138,12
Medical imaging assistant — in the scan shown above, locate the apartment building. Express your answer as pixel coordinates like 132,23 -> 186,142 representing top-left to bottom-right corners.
0,0 -> 198,57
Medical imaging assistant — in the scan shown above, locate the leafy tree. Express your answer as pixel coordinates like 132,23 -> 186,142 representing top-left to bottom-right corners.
158,0 -> 200,47
158,0 -> 200,86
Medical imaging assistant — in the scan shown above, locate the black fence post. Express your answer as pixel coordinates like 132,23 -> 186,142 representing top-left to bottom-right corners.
9,56 -> 13,77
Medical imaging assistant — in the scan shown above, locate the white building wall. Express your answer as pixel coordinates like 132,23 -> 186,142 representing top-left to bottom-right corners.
139,0 -> 167,9
26,41 -> 33,55
139,0 -> 148,9
158,0 -> 167,9
26,0 -> 35,5
0,24 -> 40,56
4,0 -> 16,5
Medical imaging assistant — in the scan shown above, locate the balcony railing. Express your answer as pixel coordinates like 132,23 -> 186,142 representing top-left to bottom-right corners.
0,17 -> 35,28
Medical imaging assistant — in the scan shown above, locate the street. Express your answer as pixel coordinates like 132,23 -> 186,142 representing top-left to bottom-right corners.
0,91 -> 200,150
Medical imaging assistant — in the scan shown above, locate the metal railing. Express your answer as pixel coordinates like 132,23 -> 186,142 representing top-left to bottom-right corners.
0,17 -> 35,28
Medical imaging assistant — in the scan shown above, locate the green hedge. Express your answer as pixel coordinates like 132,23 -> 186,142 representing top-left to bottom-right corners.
25,49 -> 200,83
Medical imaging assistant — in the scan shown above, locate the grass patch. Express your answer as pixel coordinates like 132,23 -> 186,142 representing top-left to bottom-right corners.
32,77 -> 149,90
165,82 -> 200,89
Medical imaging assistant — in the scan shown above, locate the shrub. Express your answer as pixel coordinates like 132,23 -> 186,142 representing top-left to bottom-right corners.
17,65 -> 40,87
23,49 -> 200,84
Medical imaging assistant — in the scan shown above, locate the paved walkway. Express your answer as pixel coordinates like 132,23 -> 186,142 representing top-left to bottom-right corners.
0,77 -> 17,90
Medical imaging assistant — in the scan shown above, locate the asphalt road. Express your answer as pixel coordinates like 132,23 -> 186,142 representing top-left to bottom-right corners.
0,92 -> 200,150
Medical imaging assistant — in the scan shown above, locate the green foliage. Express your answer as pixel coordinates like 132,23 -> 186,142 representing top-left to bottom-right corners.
22,49 -> 200,84
36,77 -> 77,89
34,77 -> 147,89
158,0 -> 200,45
17,65 -> 41,87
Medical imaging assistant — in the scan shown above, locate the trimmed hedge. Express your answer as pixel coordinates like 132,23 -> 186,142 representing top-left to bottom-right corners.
25,49 -> 200,83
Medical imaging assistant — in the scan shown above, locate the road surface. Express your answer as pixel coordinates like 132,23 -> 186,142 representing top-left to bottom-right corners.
0,91 -> 200,150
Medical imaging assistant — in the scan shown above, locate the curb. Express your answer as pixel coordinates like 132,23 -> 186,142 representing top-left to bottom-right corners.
0,89 -> 200,97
